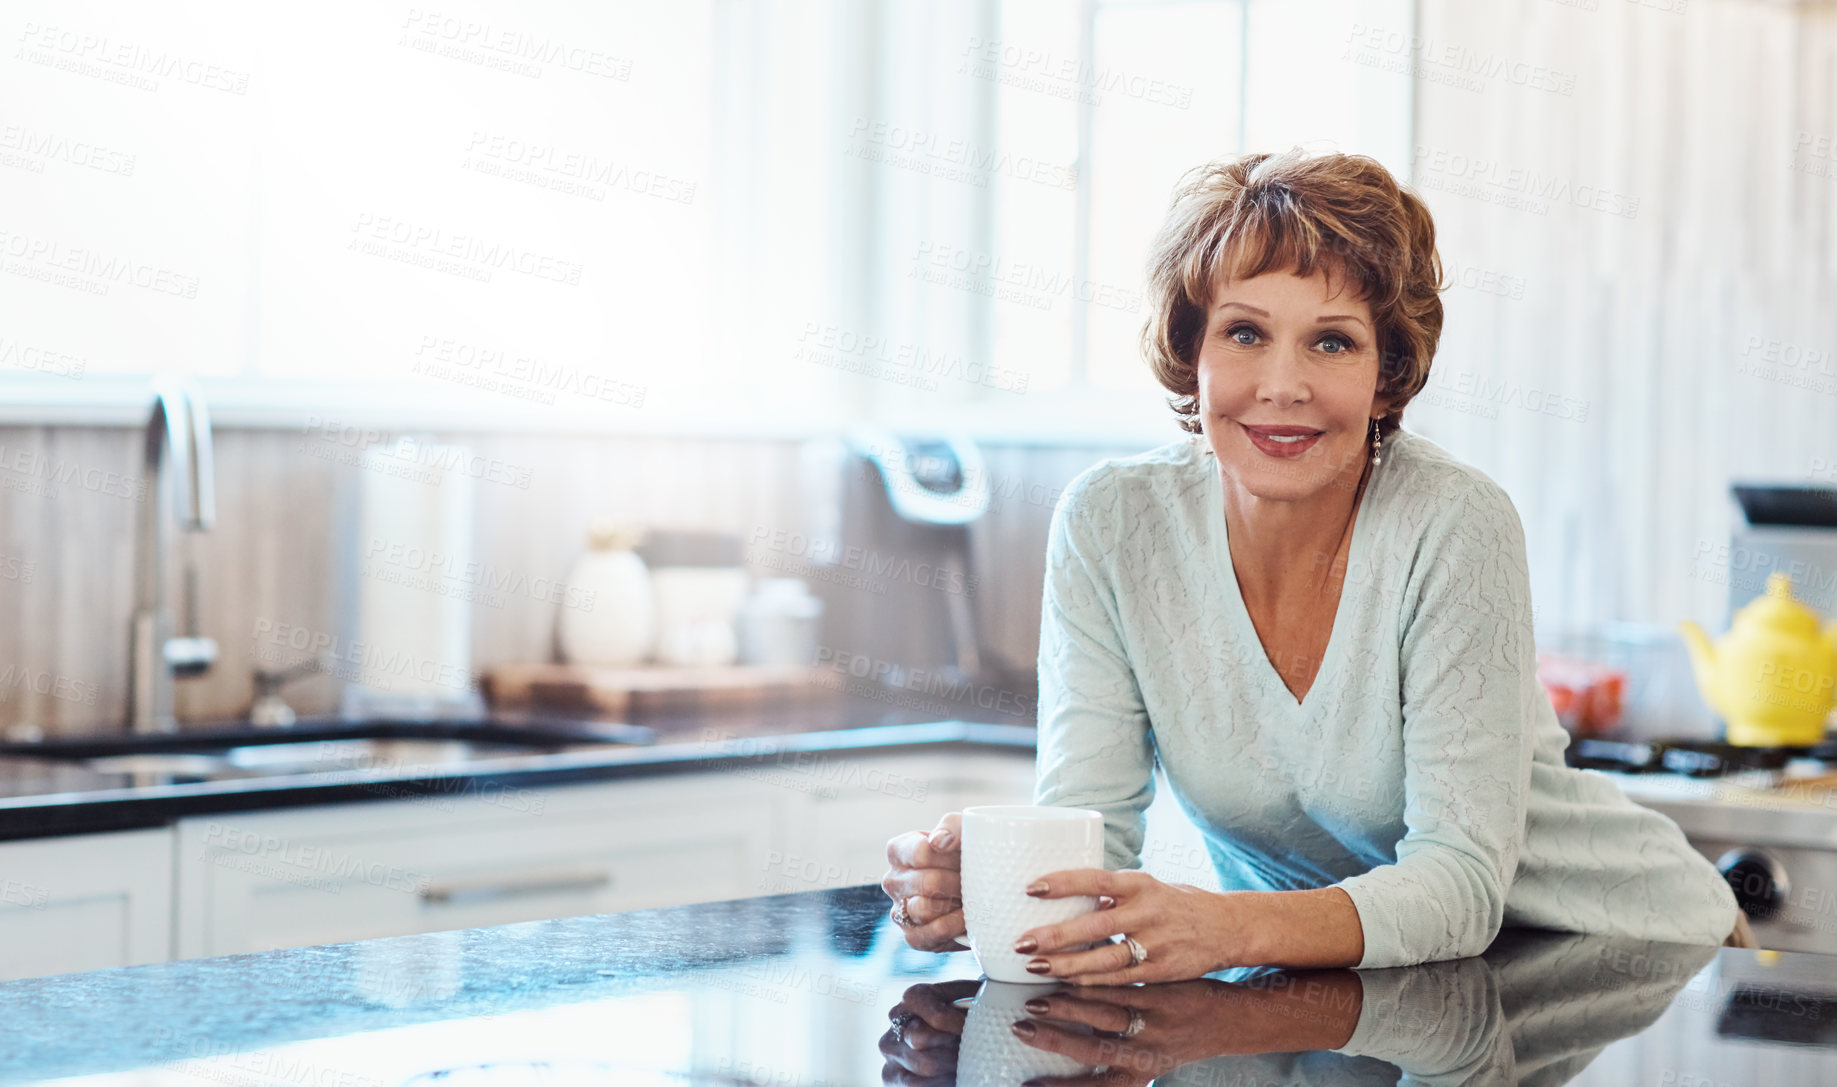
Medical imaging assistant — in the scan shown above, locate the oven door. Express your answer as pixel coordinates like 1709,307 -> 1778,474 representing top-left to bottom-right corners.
1675,834 -> 1837,954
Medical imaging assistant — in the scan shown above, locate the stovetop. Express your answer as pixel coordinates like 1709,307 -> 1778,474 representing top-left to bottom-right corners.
1569,736 -> 1837,779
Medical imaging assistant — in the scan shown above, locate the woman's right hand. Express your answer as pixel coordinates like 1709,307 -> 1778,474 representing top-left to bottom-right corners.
882,812 -> 968,952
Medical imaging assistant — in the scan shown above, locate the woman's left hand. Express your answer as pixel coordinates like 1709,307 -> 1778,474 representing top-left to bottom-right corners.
1013,869 -> 1242,985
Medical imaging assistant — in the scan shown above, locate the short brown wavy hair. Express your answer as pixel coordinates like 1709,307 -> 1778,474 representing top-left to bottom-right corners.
1140,148 -> 1445,437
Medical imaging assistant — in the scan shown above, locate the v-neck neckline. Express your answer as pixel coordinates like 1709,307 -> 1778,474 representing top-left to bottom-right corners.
1202,442 -> 1377,711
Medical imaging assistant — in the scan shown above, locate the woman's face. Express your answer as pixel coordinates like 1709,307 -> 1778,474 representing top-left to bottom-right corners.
1196,267 -> 1386,504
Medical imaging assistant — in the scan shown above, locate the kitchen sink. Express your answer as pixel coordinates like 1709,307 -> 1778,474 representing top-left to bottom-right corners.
0,716 -> 652,781
221,737 -> 524,773
82,753 -> 240,777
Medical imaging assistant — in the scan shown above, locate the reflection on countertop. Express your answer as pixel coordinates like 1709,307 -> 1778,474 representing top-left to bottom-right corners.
880,929 -> 1800,1085
5,884 -> 1835,1087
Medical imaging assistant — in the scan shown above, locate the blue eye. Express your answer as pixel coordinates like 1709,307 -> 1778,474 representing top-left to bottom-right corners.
1319,334 -> 1355,354
1225,324 -> 1258,346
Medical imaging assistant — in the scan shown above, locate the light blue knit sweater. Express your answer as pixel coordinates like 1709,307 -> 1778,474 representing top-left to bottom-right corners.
1034,430 -> 1737,968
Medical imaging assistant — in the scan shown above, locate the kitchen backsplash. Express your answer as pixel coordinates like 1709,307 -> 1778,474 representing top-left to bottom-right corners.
0,423 -> 1139,736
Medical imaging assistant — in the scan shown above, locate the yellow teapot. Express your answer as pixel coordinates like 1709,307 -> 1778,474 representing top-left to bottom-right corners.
1679,572 -> 1837,746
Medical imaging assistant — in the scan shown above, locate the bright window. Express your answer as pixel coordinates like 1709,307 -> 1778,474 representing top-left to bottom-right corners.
0,0 -> 1411,438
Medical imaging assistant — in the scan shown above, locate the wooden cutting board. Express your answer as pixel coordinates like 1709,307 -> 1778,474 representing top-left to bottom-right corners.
1778,770 -> 1837,796
482,662 -> 831,718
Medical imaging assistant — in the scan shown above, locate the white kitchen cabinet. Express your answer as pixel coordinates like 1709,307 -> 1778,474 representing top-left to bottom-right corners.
0,828 -> 174,980
0,741 -> 1017,966
777,749 -> 1038,896
0,744 -> 1185,975
174,775 -> 789,958
170,747 -> 1039,958
776,750 -> 1218,896
942,750 -> 1045,810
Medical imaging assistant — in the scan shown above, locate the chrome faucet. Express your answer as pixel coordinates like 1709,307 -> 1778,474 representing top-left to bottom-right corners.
127,378 -> 218,733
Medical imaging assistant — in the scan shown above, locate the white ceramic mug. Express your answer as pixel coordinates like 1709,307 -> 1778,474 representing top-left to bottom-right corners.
960,805 -> 1105,984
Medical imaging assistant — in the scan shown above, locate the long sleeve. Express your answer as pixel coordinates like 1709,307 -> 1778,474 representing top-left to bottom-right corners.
1033,475 -> 1157,871
1334,477 -> 1540,967
1333,957 -> 1515,1085
1484,930 -> 1717,1087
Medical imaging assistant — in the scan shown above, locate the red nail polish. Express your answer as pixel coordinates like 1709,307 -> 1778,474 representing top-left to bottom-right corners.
1012,936 -> 1037,953
1025,958 -> 1051,974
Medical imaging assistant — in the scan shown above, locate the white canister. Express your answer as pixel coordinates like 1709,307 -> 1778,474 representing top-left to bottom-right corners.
639,531 -> 751,667
736,578 -> 824,667
557,520 -> 655,667
650,566 -> 750,666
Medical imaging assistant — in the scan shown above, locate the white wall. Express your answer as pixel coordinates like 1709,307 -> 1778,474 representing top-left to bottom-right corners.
1403,0 -> 1837,633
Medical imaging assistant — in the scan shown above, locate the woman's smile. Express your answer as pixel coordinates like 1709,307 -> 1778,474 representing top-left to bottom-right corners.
1239,422 -> 1326,459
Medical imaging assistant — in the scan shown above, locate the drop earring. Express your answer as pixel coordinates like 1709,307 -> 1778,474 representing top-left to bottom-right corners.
1370,418 -> 1383,467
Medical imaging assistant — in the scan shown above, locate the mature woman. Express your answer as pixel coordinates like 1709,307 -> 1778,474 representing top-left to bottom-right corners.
882,148 -> 1746,982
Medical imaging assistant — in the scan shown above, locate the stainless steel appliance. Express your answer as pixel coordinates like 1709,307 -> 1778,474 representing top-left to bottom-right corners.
799,429 -> 1012,708
1578,738 -> 1837,954
1724,483 -> 1837,620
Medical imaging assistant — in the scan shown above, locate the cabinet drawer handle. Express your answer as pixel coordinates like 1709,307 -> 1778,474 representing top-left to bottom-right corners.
419,869 -> 613,907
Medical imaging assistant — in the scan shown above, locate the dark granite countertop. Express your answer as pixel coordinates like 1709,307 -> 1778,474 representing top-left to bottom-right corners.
4,883 -> 1835,1086
0,718 -> 1035,841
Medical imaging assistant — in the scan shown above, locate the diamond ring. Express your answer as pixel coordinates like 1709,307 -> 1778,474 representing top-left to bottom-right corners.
1123,1008 -> 1147,1037
1122,935 -> 1149,967
890,897 -> 914,927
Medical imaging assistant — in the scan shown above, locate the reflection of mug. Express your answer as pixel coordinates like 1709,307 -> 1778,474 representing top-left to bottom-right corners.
960,805 -> 1104,983
956,981 -> 1097,1087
